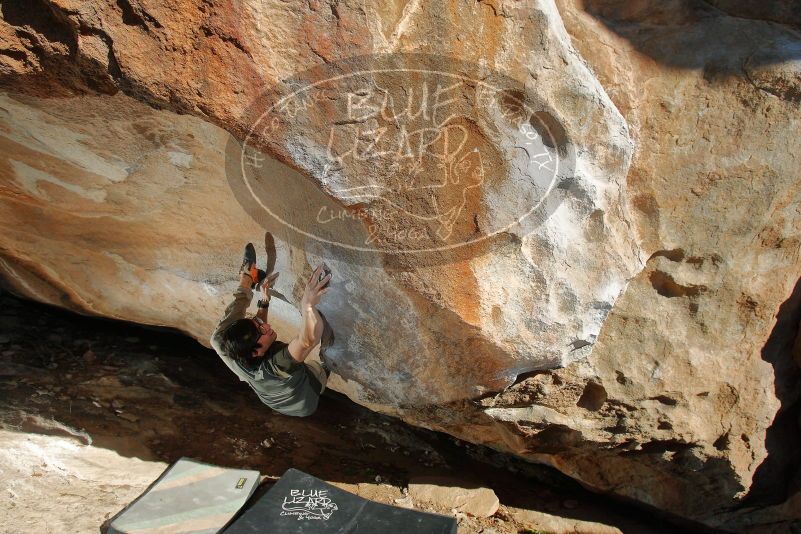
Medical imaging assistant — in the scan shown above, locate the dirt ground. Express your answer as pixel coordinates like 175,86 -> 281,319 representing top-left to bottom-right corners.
0,290 -> 679,533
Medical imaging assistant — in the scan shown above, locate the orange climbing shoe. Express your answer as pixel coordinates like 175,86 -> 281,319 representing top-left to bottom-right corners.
239,243 -> 266,289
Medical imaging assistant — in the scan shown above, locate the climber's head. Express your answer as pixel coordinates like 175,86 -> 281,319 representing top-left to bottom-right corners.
219,318 -> 276,369
250,318 -> 277,356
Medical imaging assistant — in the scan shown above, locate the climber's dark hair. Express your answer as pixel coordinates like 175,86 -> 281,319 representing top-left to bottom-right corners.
219,318 -> 261,370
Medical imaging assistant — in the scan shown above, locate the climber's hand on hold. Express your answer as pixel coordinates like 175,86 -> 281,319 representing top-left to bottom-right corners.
261,272 -> 279,300
301,263 -> 331,309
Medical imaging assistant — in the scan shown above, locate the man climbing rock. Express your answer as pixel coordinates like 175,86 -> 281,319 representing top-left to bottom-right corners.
210,243 -> 333,417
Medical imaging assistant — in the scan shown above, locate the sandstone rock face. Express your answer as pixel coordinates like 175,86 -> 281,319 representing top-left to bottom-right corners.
0,0 -> 799,530
0,427 -> 167,533
408,476 -> 500,517
509,507 -> 624,534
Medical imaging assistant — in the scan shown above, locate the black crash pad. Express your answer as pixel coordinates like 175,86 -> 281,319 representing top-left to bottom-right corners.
224,468 -> 457,534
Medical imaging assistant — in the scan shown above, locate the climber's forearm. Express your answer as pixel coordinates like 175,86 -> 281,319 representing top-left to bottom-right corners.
298,304 -> 324,348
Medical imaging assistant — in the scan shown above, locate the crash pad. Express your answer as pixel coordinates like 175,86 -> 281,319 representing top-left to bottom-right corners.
224,468 -> 457,533
108,457 -> 260,534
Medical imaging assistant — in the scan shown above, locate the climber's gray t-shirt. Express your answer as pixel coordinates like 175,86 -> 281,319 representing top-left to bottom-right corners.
209,286 -> 321,417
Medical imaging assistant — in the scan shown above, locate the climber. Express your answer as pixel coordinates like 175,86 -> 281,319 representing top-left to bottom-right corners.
209,242 -> 334,417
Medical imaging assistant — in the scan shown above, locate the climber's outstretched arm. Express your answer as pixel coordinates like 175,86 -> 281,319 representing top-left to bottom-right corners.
287,263 -> 331,363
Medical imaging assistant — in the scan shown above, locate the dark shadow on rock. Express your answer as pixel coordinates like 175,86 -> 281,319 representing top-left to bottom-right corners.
744,276 -> 801,505
579,0 -> 801,72
701,0 -> 801,31
263,232 -> 277,275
